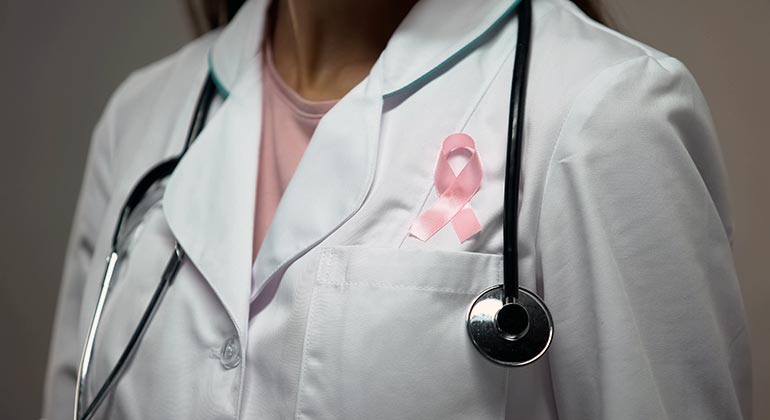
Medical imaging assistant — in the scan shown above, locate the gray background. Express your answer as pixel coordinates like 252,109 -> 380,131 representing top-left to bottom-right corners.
1,0 -> 768,419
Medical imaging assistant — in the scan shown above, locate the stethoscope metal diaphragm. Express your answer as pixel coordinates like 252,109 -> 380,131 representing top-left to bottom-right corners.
467,285 -> 553,366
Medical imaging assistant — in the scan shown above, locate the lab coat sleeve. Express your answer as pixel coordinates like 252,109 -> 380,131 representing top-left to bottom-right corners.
538,55 -> 752,419
41,87 -> 118,420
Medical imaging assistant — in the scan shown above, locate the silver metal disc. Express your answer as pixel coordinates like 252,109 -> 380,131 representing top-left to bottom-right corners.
466,285 -> 553,367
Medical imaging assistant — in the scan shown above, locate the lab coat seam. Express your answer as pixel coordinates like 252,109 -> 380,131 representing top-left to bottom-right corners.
592,202 -> 673,420
558,0 -> 668,61
235,341 -> 245,419
647,55 -> 738,249
726,325 -> 748,353
294,292 -> 314,420
293,248 -> 331,420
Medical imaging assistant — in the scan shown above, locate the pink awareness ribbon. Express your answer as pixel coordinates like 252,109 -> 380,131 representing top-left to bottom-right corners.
409,133 -> 483,243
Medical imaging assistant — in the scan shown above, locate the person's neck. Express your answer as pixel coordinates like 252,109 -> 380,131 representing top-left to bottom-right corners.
268,0 -> 417,101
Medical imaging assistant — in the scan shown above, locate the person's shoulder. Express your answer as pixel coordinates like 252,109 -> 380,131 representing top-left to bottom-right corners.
91,29 -> 221,168
526,0 -> 709,150
85,29 -> 223,187
533,0 -> 704,105
532,0 -> 707,134
538,0 -> 675,69
542,0 -> 706,117
104,29 -> 220,120
531,0 -> 729,225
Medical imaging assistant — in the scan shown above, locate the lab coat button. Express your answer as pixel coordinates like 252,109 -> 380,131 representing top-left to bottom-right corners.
219,336 -> 241,369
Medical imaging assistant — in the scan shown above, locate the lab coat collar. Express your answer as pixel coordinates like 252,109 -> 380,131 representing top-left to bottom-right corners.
162,66 -> 264,339
207,0 -> 523,98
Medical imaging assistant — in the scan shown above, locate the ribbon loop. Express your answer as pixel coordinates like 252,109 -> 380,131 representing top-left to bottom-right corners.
409,133 -> 483,242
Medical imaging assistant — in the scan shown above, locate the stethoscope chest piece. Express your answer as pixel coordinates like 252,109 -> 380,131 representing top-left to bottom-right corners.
466,285 -> 553,367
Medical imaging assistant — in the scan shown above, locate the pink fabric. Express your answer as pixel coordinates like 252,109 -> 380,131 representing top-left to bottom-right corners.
408,133 -> 483,242
253,43 -> 338,264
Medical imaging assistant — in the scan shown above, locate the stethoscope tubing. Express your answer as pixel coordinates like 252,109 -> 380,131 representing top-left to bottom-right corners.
503,0 -> 532,304
74,245 -> 184,420
73,77 -> 217,420
73,251 -> 117,420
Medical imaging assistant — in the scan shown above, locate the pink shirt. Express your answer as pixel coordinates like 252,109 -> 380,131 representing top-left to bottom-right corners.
252,44 -> 338,264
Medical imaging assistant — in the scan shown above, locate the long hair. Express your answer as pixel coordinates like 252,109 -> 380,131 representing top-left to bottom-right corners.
186,0 -> 609,35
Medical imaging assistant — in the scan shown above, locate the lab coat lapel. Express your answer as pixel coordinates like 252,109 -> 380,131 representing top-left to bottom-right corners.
162,60 -> 263,338
250,67 -> 384,299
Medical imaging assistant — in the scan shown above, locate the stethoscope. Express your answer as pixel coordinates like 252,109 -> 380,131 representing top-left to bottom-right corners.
73,0 -> 551,418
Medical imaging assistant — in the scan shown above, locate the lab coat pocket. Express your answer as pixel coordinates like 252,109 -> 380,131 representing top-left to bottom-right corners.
296,246 -> 508,420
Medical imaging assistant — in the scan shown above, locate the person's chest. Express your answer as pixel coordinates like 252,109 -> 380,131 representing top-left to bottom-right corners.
79,9 -> 578,419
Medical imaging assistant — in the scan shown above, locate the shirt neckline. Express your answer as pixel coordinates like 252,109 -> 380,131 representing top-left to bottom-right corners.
263,40 -> 339,119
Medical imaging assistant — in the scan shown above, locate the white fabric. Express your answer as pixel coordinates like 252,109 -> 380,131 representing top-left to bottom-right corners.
43,0 -> 752,419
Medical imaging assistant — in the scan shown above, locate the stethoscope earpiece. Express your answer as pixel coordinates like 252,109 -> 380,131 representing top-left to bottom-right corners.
467,285 -> 553,367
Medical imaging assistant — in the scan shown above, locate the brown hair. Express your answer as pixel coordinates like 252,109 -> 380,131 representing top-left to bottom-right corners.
186,0 -> 608,36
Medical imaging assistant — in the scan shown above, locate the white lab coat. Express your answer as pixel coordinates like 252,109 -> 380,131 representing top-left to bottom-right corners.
43,0 -> 753,418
